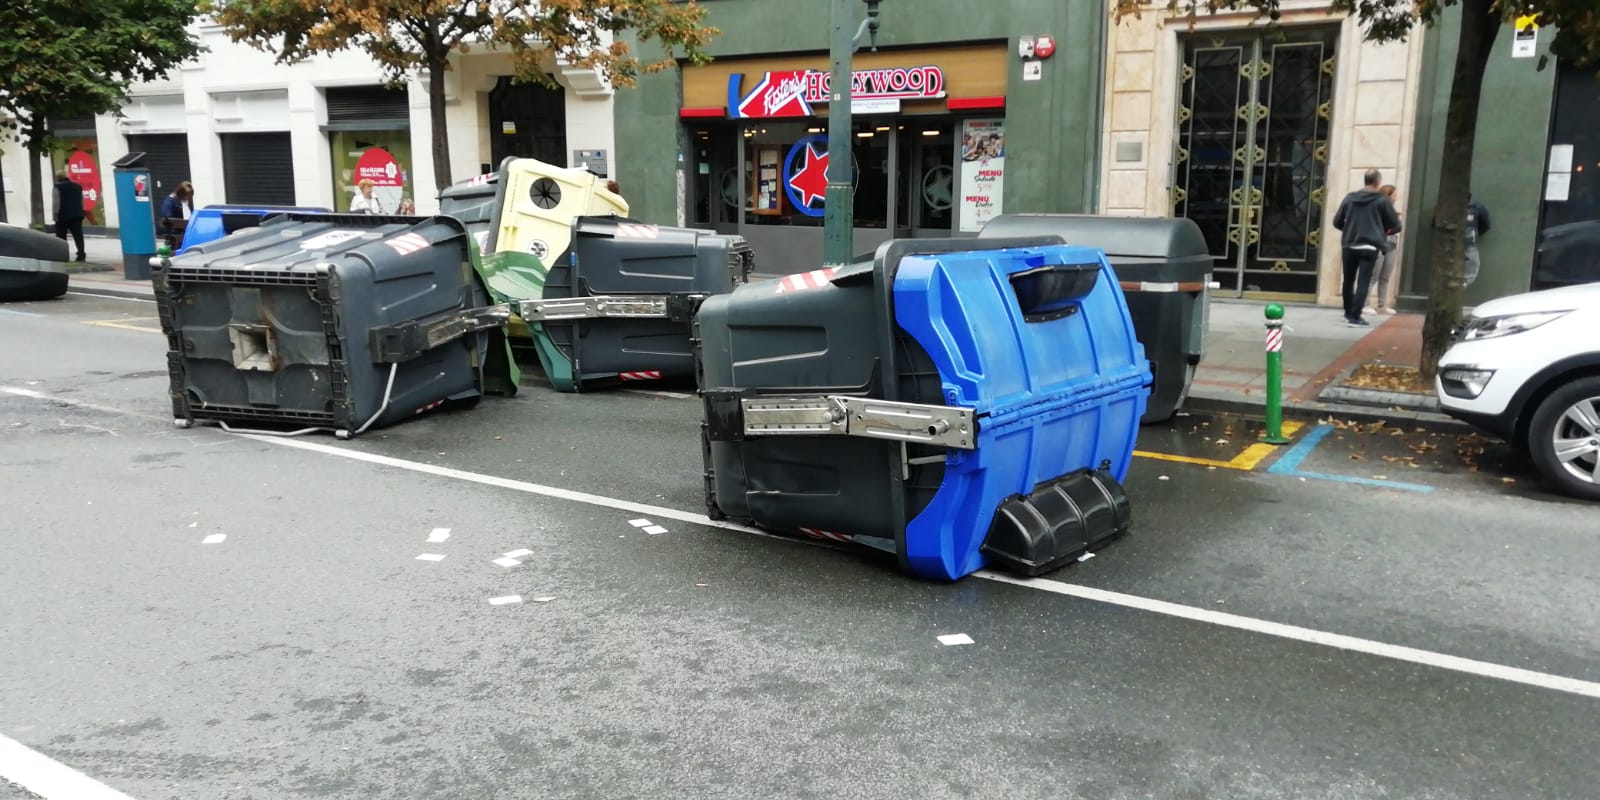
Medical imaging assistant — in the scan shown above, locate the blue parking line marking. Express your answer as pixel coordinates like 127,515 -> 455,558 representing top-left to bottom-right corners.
1268,423 -> 1333,474
1267,423 -> 1435,494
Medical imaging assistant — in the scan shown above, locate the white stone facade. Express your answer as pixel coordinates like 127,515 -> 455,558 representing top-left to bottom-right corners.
1,24 -> 616,228
1099,2 -> 1427,306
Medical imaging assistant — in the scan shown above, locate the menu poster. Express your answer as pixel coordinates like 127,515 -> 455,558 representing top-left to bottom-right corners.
959,119 -> 1005,232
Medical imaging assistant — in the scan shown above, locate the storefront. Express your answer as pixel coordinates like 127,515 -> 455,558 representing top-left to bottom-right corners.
325,86 -> 414,214
49,116 -> 105,228
678,45 -> 1009,271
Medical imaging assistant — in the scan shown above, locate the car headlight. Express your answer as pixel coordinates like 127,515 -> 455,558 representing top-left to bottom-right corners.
1458,310 -> 1570,341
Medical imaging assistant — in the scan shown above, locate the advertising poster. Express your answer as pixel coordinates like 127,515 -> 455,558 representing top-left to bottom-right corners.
958,119 -> 1004,232
331,133 -> 413,214
52,141 -> 104,225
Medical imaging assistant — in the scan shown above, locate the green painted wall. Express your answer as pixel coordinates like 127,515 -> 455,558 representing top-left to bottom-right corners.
614,0 -> 1109,227
1402,7 -> 1557,307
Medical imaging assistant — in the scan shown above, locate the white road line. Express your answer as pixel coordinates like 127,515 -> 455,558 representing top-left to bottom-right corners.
0,387 -> 164,422
0,732 -> 140,799
976,572 -> 1600,701
622,388 -> 694,400
7,384 -> 1600,702
239,433 -> 769,536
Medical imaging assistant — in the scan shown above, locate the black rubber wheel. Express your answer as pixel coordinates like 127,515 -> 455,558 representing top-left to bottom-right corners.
1526,375 -> 1600,502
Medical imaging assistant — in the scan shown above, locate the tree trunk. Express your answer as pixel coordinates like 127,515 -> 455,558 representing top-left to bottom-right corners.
27,118 -> 47,228
428,59 -> 453,193
1419,0 -> 1500,382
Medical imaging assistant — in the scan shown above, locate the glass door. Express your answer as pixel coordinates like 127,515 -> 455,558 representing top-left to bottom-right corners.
898,121 -> 955,238
1172,29 -> 1337,300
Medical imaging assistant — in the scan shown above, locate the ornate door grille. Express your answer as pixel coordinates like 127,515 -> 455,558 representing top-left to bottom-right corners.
1172,29 -> 1337,299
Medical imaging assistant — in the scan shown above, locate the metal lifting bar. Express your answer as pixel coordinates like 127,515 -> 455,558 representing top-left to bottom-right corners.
514,294 -> 707,324
740,395 -> 976,450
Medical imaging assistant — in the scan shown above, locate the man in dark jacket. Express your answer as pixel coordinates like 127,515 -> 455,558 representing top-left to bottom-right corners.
51,169 -> 87,262
1332,168 -> 1402,327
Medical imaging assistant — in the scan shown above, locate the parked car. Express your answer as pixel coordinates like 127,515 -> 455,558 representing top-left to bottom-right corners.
1436,282 -> 1600,501
1534,219 -> 1600,289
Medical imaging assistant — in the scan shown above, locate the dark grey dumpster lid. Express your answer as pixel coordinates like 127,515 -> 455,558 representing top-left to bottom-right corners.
980,214 -> 1209,260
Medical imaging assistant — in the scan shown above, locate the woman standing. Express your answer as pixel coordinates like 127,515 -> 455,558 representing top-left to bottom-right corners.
350,179 -> 384,214
1367,184 -> 1402,315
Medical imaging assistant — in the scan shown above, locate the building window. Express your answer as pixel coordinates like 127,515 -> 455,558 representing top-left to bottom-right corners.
734,119 -> 893,229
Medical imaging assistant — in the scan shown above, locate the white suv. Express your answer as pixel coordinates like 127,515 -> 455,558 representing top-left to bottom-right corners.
1436,282 -> 1600,501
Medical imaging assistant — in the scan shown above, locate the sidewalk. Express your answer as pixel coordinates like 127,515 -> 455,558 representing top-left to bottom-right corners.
1187,298 -> 1458,428
61,237 -> 1458,428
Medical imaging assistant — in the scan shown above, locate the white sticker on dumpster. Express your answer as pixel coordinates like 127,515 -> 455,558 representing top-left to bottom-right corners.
298,230 -> 364,251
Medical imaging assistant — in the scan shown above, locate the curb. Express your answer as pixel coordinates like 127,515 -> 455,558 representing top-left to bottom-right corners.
66,281 -> 156,302
1183,393 -> 1473,434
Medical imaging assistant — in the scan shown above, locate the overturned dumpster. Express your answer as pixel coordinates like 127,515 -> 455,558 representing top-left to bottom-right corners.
439,158 -> 754,391
0,223 -> 70,302
980,214 -> 1210,424
154,213 -> 517,438
697,238 -> 1153,581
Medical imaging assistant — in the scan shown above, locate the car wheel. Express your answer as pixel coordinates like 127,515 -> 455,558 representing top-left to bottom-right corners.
1527,376 -> 1600,501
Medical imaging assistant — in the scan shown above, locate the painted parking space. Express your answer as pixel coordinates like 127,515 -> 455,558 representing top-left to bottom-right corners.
1133,413 -> 1306,471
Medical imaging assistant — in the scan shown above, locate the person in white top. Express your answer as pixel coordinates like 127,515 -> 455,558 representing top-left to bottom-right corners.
350,179 -> 383,214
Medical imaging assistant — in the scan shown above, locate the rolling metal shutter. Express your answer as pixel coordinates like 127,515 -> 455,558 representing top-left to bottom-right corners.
221,132 -> 296,205
325,86 -> 409,127
125,134 -> 191,196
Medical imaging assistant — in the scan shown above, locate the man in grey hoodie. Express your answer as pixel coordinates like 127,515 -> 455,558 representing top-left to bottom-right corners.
1332,168 -> 1403,327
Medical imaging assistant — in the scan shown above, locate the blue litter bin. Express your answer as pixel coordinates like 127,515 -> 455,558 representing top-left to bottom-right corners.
696,237 -> 1153,581
111,153 -> 158,280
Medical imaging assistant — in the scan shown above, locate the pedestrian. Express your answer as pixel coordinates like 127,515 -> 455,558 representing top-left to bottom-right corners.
1366,183 -> 1402,315
1331,168 -> 1402,327
350,179 -> 383,214
159,181 -> 195,248
51,169 -> 87,262
1463,193 -> 1491,288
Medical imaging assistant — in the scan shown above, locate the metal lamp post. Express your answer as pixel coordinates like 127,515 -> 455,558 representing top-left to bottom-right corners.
822,0 -> 882,267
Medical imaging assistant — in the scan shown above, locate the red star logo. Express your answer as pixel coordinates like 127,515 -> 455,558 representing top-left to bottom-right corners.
789,143 -> 829,208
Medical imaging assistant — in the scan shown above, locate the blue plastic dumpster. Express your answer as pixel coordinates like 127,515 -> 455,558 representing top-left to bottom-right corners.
696,237 -> 1153,581
177,205 -> 333,254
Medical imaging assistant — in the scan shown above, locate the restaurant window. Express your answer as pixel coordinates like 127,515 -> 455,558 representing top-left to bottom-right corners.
739,119 -> 890,229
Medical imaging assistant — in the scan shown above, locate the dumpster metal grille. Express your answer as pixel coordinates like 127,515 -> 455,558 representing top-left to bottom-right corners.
163,267 -> 325,287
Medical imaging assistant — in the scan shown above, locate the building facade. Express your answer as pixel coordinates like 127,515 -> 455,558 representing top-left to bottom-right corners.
1099,2 -> 1428,306
1402,9 -> 1594,308
0,22 -> 619,230
614,0 -> 1111,275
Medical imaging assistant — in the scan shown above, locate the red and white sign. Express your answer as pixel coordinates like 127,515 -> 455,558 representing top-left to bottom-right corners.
384,232 -> 430,256
66,151 -> 101,212
615,223 -> 660,239
1034,36 -> 1057,59
618,371 -> 662,381
732,65 -> 946,119
355,148 -> 403,188
775,267 -> 840,294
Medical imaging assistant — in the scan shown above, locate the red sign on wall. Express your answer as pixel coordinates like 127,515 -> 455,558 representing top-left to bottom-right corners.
730,65 -> 947,119
67,150 -> 101,213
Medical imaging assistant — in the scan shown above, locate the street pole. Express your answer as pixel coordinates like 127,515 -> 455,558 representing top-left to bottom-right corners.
822,0 -> 856,267
1261,303 -> 1290,445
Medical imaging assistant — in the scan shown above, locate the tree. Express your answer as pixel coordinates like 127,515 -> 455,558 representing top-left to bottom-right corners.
1113,0 -> 1600,381
0,0 -> 203,226
207,0 -> 718,194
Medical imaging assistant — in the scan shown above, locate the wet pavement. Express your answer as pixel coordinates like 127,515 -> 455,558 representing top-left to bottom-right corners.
3,292 -> 1598,799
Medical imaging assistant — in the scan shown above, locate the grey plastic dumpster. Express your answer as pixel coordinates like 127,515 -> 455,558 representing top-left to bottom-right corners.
154,213 -> 511,438
979,214 -> 1210,424
0,223 -> 70,301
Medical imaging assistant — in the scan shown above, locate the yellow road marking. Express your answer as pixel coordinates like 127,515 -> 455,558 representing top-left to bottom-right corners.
84,318 -> 162,334
1134,421 -> 1304,471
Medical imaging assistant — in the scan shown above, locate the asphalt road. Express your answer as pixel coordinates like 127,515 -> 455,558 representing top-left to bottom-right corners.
2,292 -> 1598,800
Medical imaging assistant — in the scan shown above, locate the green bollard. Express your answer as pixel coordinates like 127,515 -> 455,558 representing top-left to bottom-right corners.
1261,303 -> 1290,445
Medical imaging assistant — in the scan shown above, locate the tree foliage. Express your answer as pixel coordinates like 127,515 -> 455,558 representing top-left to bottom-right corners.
207,0 -> 719,191
0,0 -> 203,223
1112,0 -> 1600,380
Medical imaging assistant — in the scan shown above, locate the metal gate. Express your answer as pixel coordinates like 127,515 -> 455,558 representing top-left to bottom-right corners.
1172,28 -> 1337,300
125,133 -> 191,196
